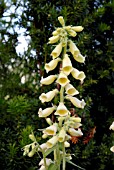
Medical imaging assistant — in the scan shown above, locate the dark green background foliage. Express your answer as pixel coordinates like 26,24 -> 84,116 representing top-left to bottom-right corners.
0,0 -> 114,169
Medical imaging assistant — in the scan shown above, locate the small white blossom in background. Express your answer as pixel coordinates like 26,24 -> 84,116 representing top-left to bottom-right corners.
109,121 -> 114,152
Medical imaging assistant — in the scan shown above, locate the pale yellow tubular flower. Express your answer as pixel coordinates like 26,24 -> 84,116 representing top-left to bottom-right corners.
38,106 -> 56,118
51,42 -> 63,59
48,35 -> 60,44
58,128 -> 66,142
55,102 -> 69,117
69,40 -> 80,56
45,58 -> 61,73
67,29 -> 77,37
56,71 -> 70,87
43,123 -> 58,136
73,53 -> 85,63
39,89 -> 59,103
71,68 -> 86,83
70,122 -> 82,129
46,135 -> 58,148
40,75 -> 57,85
39,158 -> 52,166
110,146 -> 114,152
109,121 -> 114,131
68,128 -> 83,136
38,143 -> 47,152
58,16 -> 65,26
71,26 -> 84,32
65,95 -> 86,109
64,141 -> 70,147
65,83 -> 79,96
62,54 -> 73,75
70,117 -> 81,123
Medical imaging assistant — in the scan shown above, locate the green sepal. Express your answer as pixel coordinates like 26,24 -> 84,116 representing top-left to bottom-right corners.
48,163 -> 57,170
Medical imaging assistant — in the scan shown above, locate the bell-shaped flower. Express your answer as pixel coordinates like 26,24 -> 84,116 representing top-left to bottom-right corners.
56,71 -> 70,87
58,16 -> 65,26
110,146 -> 114,152
38,106 -> 56,118
48,35 -> 60,44
39,158 -> 52,166
46,135 -> 58,148
58,128 -> 66,142
39,89 -> 59,103
68,128 -> 83,136
54,102 -> 69,117
69,40 -> 80,56
43,123 -> 58,136
65,83 -> 79,96
38,143 -> 47,152
70,117 -> 81,123
65,95 -> 86,109
73,53 -> 85,63
51,42 -> 63,59
109,121 -> 114,131
45,58 -> 61,73
62,54 -> 73,75
71,26 -> 84,32
71,68 -> 86,83
40,75 -> 57,85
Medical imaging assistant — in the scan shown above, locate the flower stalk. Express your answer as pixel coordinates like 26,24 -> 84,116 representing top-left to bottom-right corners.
23,16 -> 86,170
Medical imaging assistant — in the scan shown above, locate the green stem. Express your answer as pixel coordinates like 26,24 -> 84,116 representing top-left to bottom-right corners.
60,86 -> 64,102
62,142 -> 66,170
43,156 -> 48,170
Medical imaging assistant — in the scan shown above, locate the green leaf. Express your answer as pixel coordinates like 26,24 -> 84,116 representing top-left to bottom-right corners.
43,145 -> 57,157
48,163 -> 57,170
66,159 -> 86,170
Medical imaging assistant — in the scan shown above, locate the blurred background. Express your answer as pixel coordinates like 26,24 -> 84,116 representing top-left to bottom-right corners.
0,0 -> 114,169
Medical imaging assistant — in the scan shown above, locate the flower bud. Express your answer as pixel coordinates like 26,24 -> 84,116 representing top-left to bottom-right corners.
42,134 -> 48,139
58,128 -> 66,142
73,53 -> 85,63
46,118 -> 52,125
29,134 -> 36,142
68,29 -> 77,37
71,26 -> 84,32
58,16 -> 65,26
64,141 -> 70,147
48,35 -> 60,44
28,149 -> 36,157
56,71 -> 70,87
